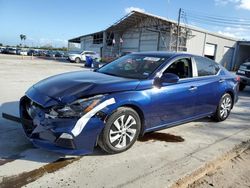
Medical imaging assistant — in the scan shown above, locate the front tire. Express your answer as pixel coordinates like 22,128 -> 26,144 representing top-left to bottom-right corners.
98,107 -> 141,154
213,93 -> 232,122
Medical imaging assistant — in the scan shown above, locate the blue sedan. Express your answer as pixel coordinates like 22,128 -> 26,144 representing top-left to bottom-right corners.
3,52 -> 239,155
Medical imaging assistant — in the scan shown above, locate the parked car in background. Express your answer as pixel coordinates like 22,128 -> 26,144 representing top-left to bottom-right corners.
16,49 -> 21,55
55,51 -> 65,58
38,50 -> 47,56
68,51 -> 100,63
236,62 -> 250,91
1,48 -> 8,54
3,52 -> 239,155
46,50 -> 57,57
0,47 -> 5,53
27,49 -> 39,56
19,50 -> 28,56
6,48 -> 17,55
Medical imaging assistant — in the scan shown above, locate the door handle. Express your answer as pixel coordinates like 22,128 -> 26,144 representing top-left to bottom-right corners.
189,86 -> 197,91
219,79 -> 225,83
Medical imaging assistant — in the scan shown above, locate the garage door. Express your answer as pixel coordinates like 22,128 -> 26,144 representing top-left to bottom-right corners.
222,47 -> 234,70
204,43 -> 217,60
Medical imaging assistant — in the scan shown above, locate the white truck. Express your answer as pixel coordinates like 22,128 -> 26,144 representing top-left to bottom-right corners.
67,51 -> 100,63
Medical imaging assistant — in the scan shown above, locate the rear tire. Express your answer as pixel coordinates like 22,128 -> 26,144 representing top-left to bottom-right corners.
98,107 -> 141,154
213,93 -> 232,122
239,83 -> 246,91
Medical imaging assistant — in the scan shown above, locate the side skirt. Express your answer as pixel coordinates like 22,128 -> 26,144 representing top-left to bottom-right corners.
144,112 -> 214,134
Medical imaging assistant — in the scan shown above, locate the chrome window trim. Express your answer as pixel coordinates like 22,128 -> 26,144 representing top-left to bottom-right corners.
191,57 -> 198,77
155,55 -> 221,82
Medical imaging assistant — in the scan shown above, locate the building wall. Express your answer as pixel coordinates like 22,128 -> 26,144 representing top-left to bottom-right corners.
80,36 -> 102,54
186,29 -> 236,69
121,18 -> 171,53
68,42 -> 81,51
186,30 -> 206,55
205,34 -> 236,63
121,28 -> 140,53
74,18 -> 237,70
139,30 -> 159,51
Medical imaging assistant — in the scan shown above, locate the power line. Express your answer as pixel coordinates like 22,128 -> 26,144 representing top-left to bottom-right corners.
183,13 -> 250,26
185,15 -> 250,27
181,8 -> 250,28
182,8 -> 250,22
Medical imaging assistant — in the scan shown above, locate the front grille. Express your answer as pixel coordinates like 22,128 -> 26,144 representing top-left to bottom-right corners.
246,71 -> 250,77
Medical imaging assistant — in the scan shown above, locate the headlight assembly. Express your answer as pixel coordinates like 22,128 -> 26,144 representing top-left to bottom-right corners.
50,95 -> 104,118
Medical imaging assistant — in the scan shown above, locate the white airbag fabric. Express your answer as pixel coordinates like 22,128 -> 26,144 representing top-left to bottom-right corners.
71,98 -> 116,137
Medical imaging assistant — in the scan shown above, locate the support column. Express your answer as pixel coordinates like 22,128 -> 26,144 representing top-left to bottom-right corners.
138,28 -> 142,52
102,31 -> 107,58
157,32 -> 161,51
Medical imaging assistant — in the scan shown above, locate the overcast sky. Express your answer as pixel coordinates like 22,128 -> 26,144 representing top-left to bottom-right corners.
1,0 -> 250,47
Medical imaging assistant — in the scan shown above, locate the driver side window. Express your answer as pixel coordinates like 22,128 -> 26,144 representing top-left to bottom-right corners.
164,58 -> 193,79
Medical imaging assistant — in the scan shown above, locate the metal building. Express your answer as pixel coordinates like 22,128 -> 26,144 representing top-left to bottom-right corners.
68,11 -> 239,70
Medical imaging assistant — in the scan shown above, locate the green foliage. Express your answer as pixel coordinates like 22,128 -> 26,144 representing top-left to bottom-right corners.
20,34 -> 26,41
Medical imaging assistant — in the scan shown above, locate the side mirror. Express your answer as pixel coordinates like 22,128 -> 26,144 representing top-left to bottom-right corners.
154,73 -> 179,88
161,73 -> 179,83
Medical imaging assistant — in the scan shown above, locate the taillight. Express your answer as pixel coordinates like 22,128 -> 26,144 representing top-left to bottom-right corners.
236,76 -> 241,82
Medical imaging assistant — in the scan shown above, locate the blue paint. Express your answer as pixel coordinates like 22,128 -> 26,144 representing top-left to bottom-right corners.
18,52 -> 239,155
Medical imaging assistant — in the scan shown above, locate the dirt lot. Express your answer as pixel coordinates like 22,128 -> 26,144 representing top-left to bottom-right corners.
0,54 -> 250,188
189,148 -> 250,188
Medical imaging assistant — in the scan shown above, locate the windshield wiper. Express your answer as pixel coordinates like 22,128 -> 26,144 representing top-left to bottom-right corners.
101,72 -> 119,77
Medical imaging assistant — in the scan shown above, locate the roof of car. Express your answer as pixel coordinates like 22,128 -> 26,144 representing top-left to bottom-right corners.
131,51 -> 195,58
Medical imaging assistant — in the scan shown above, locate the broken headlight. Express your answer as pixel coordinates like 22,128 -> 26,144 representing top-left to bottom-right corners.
50,95 -> 104,118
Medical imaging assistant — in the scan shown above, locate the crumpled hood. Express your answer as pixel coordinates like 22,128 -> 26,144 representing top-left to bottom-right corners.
26,71 -> 140,107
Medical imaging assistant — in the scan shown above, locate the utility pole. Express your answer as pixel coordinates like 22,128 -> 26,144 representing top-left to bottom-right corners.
176,8 -> 182,52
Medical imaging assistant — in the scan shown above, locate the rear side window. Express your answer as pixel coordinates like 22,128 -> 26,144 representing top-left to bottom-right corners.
194,56 -> 220,76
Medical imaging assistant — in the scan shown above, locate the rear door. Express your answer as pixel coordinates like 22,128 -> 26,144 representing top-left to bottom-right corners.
193,56 -> 224,115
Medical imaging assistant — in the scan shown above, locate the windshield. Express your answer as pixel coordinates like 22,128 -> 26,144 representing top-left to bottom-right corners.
97,54 -> 169,79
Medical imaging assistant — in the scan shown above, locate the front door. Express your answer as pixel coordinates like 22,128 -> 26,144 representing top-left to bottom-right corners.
148,57 -> 198,130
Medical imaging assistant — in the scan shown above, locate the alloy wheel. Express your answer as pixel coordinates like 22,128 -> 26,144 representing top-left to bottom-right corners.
109,115 -> 137,149
219,96 -> 232,119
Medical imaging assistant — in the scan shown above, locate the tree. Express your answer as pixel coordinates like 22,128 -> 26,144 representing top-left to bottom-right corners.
0,43 -> 3,46
20,34 -> 27,46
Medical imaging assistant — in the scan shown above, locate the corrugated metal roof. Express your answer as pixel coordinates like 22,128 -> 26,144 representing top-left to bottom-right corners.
68,10 -> 237,42
68,31 -> 104,43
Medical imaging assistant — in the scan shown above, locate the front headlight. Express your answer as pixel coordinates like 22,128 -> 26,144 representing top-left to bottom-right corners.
50,95 -> 104,118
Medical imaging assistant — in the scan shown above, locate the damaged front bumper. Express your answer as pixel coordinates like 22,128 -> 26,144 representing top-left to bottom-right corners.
2,96 -> 106,155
